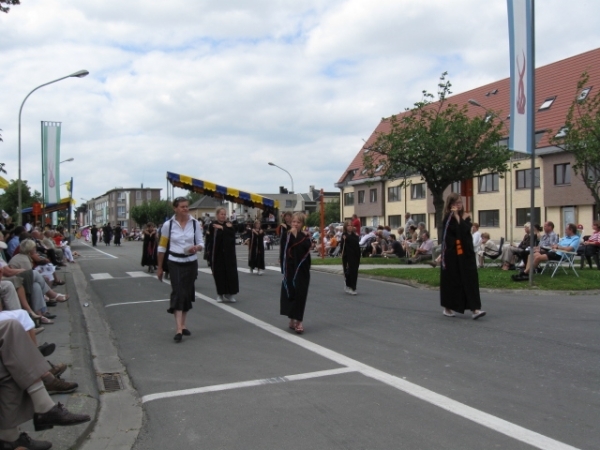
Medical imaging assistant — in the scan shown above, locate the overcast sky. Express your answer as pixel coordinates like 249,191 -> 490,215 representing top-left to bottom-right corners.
1,0 -> 599,205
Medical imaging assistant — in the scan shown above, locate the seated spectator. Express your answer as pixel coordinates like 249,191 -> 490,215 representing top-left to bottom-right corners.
512,223 -> 580,281
396,227 -> 405,246
382,234 -> 406,258
581,220 -> 600,269
9,240 -> 65,288
472,223 -> 482,249
0,319 -> 90,450
501,222 -> 538,270
369,233 -> 386,257
402,225 -> 418,257
476,233 -> 498,268
359,228 -> 377,257
31,230 -> 63,267
326,232 -> 338,256
382,226 -> 392,239
407,231 -> 434,264
5,226 -> 24,260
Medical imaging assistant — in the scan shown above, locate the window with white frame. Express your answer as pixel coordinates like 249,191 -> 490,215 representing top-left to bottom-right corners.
369,189 -> 377,203
117,206 -> 126,217
387,186 -> 401,202
478,173 -> 499,193
411,183 -> 426,199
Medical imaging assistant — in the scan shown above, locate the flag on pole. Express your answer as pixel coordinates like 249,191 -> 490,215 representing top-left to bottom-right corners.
41,122 -> 61,204
507,0 -> 534,153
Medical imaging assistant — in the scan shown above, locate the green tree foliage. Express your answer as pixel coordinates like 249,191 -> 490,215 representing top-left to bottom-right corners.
130,200 -> 172,227
305,199 -> 341,227
363,73 -> 513,238
551,72 -> 600,213
0,179 -> 42,221
185,191 -> 203,204
0,0 -> 20,13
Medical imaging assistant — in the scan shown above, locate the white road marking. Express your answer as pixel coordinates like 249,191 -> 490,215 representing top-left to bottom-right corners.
141,367 -> 356,404
126,271 -> 153,278
90,273 -> 113,280
148,279 -> 581,450
79,242 -> 118,259
106,299 -> 169,308
266,266 -> 281,272
198,268 -> 212,274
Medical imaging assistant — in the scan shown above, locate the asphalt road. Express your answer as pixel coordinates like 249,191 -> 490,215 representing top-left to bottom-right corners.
72,239 -> 599,450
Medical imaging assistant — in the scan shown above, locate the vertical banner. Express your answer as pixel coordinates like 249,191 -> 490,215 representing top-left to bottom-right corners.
41,122 -> 61,204
507,0 -> 534,153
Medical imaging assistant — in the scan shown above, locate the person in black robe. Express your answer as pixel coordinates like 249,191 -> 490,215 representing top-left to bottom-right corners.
248,220 -> 265,275
206,207 -> 239,303
114,225 -> 122,246
102,224 -> 112,246
440,193 -> 486,320
277,212 -> 293,272
90,225 -> 98,247
141,223 -> 158,273
341,219 -> 360,295
280,212 -> 312,334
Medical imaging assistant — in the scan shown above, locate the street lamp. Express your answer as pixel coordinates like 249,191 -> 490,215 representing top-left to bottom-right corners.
60,157 -> 74,164
267,162 -> 294,194
17,69 -> 89,225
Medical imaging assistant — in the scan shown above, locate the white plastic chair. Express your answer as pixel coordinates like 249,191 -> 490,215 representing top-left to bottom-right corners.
540,241 -> 580,278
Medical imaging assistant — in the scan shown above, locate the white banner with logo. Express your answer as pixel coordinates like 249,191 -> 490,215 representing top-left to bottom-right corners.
41,121 -> 61,204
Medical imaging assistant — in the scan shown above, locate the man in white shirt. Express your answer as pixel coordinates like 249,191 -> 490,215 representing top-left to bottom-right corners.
407,232 -> 434,264
472,222 -> 482,249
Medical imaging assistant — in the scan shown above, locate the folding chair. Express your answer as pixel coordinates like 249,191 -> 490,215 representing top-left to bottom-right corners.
540,241 -> 580,278
483,237 -> 504,268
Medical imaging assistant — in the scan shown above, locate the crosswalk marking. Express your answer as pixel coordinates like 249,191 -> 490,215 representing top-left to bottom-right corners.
126,271 -> 154,278
90,273 -> 113,280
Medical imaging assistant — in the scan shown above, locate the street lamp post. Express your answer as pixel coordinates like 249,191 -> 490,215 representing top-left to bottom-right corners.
267,162 -> 294,194
17,70 -> 89,225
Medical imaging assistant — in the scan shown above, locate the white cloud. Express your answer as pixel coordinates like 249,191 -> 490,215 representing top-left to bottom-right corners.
1,0 -> 599,208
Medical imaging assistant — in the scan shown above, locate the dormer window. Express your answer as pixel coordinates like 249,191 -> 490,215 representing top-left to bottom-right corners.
555,126 -> 568,138
375,164 -> 384,173
538,96 -> 556,111
578,87 -> 592,101
361,168 -> 368,175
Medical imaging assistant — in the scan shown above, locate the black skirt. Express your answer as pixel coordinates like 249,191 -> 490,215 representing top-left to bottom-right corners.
166,259 -> 198,313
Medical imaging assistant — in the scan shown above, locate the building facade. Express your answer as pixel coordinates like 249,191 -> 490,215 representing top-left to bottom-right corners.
336,48 -> 600,243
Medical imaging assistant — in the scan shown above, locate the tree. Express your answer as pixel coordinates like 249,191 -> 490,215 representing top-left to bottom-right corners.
305,199 -> 341,227
185,191 -> 203,204
0,179 -> 42,221
363,73 -> 514,239
551,72 -> 600,214
0,1 -> 20,13
130,200 -> 172,227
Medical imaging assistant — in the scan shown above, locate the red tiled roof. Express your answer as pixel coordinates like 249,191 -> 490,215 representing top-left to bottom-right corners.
338,47 -> 600,184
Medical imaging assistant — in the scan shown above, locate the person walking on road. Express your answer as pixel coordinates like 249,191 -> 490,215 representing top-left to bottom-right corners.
90,224 -> 98,247
341,219 -> 360,295
157,197 -> 204,343
277,212 -> 293,272
439,193 -> 485,320
280,212 -> 312,334
114,224 -> 122,247
248,220 -> 265,275
205,207 -> 239,303
141,223 -> 158,273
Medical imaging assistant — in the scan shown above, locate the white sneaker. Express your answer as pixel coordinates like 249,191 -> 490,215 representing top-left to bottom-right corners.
216,295 -> 224,303
258,270 -> 263,276
349,289 -> 357,296
226,295 -> 237,303
344,286 -> 350,293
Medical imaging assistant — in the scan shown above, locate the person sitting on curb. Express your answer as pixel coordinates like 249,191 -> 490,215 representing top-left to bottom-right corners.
476,232 -> 498,268
407,232 -> 434,264
512,223 -> 580,281
0,319 -> 91,450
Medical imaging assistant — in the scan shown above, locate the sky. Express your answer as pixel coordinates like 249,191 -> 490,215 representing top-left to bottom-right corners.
1,0 -> 600,206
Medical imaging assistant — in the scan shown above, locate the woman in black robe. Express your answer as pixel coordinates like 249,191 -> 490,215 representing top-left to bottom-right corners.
102,224 -> 112,246
114,225 -> 122,246
90,225 -> 98,247
341,219 -> 360,295
141,223 -> 158,273
248,220 -> 265,275
440,193 -> 486,320
280,212 -> 312,334
206,207 -> 239,303
277,212 -> 293,272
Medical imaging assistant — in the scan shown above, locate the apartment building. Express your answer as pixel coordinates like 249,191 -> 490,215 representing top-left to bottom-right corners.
336,48 -> 600,243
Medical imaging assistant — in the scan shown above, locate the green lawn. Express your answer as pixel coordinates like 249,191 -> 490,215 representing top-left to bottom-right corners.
311,256 -> 406,266
358,266 -> 600,290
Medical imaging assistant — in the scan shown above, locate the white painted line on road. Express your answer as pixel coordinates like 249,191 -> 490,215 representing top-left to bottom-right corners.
126,271 -> 153,278
90,273 -> 113,280
266,266 -> 281,272
198,268 -> 212,274
106,299 -> 169,308
79,242 -> 118,259
141,367 -> 356,404
174,285 -> 579,450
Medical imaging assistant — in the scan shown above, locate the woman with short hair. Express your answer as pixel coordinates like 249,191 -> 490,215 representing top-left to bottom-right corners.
157,197 -> 204,343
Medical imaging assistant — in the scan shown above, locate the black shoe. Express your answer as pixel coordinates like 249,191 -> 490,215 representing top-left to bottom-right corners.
174,333 -> 182,342
44,312 -> 57,319
33,402 -> 91,431
46,301 -> 57,307
182,329 -> 191,336
38,342 -> 56,357
0,431 -> 52,450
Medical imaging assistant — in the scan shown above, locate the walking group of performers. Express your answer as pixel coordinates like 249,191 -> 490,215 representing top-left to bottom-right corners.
154,192 -> 484,342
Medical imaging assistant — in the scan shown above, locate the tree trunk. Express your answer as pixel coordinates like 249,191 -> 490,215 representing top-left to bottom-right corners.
431,192 -> 446,243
